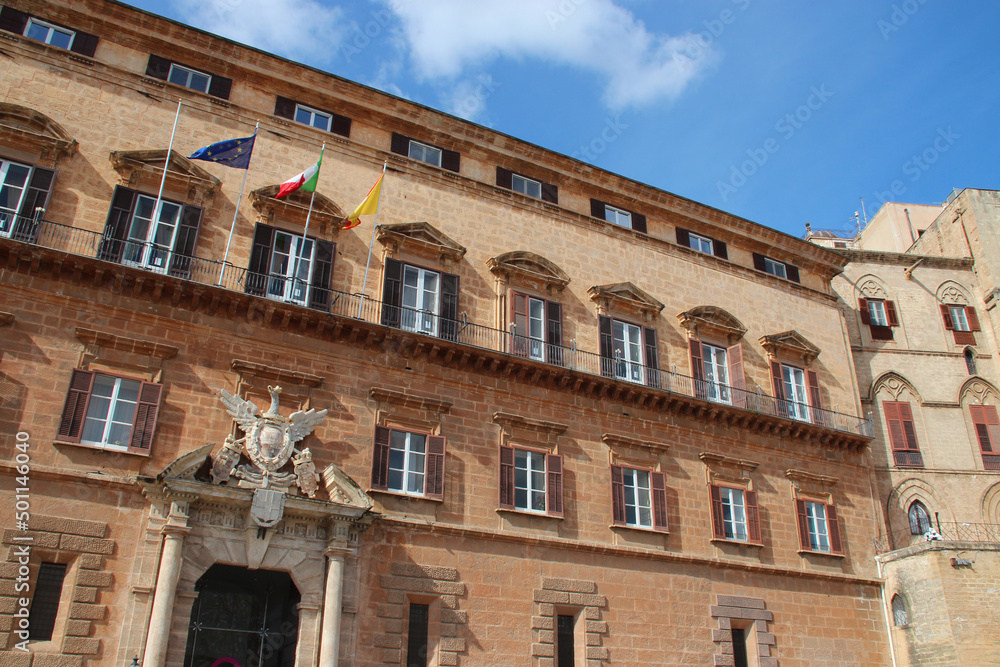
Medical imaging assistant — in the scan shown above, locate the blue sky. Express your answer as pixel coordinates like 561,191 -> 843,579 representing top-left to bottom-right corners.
125,0 -> 999,239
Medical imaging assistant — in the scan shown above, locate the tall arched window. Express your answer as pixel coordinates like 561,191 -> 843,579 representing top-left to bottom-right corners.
891,594 -> 909,626
965,348 -> 977,375
908,501 -> 932,535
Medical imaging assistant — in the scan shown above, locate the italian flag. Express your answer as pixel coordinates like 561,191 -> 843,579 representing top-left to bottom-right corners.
276,147 -> 323,198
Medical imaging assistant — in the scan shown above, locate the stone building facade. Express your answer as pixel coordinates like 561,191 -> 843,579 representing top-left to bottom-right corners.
0,1 -> 891,666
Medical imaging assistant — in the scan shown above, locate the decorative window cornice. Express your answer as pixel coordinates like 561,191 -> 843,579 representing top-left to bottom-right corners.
677,305 -> 747,344
249,185 -> 347,235
231,359 -> 323,388
487,250 -> 570,294
588,281 -> 664,322
492,411 -> 567,440
376,221 -> 466,268
700,452 -> 759,487
601,433 -> 668,453
109,149 -> 220,204
369,387 -> 453,416
75,327 -> 178,359
0,103 -> 77,166
759,330 -> 821,365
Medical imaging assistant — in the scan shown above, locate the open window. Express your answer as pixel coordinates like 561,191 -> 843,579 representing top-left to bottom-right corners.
760,330 -> 824,425
495,412 -> 566,518
702,453 -> 763,546
590,282 -> 664,388
859,297 -> 899,341
679,306 -> 748,407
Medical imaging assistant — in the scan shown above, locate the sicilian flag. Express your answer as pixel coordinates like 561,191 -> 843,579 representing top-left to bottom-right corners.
188,133 -> 256,169
276,148 -> 323,198
344,171 -> 384,229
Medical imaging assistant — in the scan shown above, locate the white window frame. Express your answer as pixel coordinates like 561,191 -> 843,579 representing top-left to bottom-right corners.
689,232 -> 714,255
513,448 -> 547,513
122,194 -> 182,274
719,487 -> 748,541
81,374 -> 141,451
804,501 -> 831,552
24,18 -> 75,49
526,296 -> 545,361
387,429 -> 427,496
266,230 -> 314,306
512,174 -> 542,199
612,319 -> 644,384
167,63 -> 211,94
949,305 -> 970,331
294,103 -> 332,132
868,299 -> 889,326
702,343 -> 730,405
763,257 -> 787,279
621,467 -> 653,528
0,158 -> 33,237
407,140 -> 442,167
401,264 -> 440,336
604,204 -> 632,229
782,363 -> 810,422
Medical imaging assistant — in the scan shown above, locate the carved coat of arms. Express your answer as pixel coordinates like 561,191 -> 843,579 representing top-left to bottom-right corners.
212,386 -> 327,505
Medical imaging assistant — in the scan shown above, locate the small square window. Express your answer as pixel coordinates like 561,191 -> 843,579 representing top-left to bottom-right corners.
604,205 -> 632,228
24,18 -> 74,50
763,257 -> 787,279
168,63 -> 211,94
512,174 -> 542,199
689,232 -> 714,255
294,104 -> 332,132
408,140 -> 442,167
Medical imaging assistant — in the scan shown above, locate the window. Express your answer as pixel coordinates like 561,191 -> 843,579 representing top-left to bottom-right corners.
391,133 -> 459,172
676,228 -> 728,259
274,96 -> 351,137
965,348 -> 977,375
908,501 -> 932,535
770,361 -> 822,424
405,603 -> 430,667
610,465 -> 668,531
28,562 -> 67,641
732,627 -> 750,667
859,297 -> 899,341
0,158 -> 55,240
598,316 -> 659,387
294,104 -> 332,132
795,499 -> 843,554
100,186 -> 204,280
753,253 -> 800,283
969,405 -> 1000,470
168,62 -> 210,93
891,595 -> 909,627
941,303 -> 980,346
498,445 -> 563,517
556,614 -> 575,667
57,369 -> 163,454
710,485 -> 762,544
381,258 -> 460,341
690,341 -> 738,405
144,55 -> 231,99
883,401 -> 922,467
496,167 -> 557,203
246,224 -> 335,311
510,292 -> 562,364
590,199 -> 647,233
371,426 -> 446,499
24,17 -> 73,49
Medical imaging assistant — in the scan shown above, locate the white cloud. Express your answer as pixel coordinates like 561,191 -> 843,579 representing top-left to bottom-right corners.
173,0 -> 348,65
441,74 -> 500,122
385,0 -> 715,110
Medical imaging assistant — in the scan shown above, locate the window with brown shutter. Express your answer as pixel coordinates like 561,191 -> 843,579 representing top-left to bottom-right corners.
370,425 -> 446,499
969,405 -> 1000,470
273,96 -> 351,137
611,465 -> 668,532
883,401 -> 923,467
860,297 -> 898,341
509,290 -> 562,364
709,485 -> 762,545
942,303 -> 979,346
499,445 -> 563,517
57,369 -> 162,455
795,499 -> 844,555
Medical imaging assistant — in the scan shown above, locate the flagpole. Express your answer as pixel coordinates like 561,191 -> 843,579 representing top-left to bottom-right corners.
290,143 -> 324,303
218,121 -> 259,286
357,161 -> 389,319
151,99 -> 182,264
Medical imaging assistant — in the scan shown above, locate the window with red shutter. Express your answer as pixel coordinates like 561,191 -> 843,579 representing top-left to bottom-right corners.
370,426 -> 446,499
883,401 -> 923,467
500,446 -> 564,517
611,465 -> 668,532
56,369 -> 162,455
969,405 -> 1000,470
795,499 -> 843,555
710,485 -> 761,545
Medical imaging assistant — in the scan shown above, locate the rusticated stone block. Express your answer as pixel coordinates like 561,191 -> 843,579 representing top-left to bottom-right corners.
439,609 -> 467,624
585,647 -> 609,660
32,654 -> 84,667
59,535 -> 115,555
0,650 -> 32,667
390,562 -> 459,581
29,516 -> 107,538
3,530 -> 59,548
437,651 -> 460,666
542,577 -> 595,593
716,595 -> 765,609
568,593 -> 607,607
63,619 -> 93,637
62,637 -> 100,655
531,643 -> 554,658
533,589 -> 570,604
373,633 -> 401,649
585,620 -> 607,633
532,615 -> 554,630
76,554 -> 103,570
439,638 -> 465,652
714,656 -> 735,667
67,602 -> 106,620
75,570 -> 113,587
72,586 -> 98,603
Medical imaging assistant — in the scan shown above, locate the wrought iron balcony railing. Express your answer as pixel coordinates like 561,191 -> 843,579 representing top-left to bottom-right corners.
875,522 -> 1000,554
5,216 -> 873,438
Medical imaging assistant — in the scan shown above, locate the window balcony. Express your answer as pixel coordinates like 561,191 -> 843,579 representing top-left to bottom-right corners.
4,217 -> 873,444
875,522 -> 1000,554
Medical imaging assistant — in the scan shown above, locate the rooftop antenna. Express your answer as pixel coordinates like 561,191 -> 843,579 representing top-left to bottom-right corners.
859,197 -> 869,226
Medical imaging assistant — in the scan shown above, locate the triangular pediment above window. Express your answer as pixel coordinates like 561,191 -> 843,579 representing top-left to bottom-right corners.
376,221 -> 466,267
249,185 -> 347,235
677,306 -> 747,344
487,251 -> 570,293
110,149 -> 221,204
0,103 -> 77,165
759,330 -> 821,364
588,282 -> 664,321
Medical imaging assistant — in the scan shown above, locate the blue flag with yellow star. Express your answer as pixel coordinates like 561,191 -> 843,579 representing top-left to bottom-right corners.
189,133 -> 255,169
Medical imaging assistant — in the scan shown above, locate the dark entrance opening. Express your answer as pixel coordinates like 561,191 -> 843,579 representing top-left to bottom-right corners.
183,564 -> 301,667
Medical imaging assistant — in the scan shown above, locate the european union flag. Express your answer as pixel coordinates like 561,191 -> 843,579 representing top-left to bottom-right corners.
189,134 -> 256,169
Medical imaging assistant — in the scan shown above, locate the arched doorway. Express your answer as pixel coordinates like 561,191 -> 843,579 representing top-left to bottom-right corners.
183,564 -> 301,667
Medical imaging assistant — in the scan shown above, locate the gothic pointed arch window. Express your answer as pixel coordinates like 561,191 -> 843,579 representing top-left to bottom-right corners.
965,347 -> 977,375
937,282 -> 979,347
891,594 -> 909,627
873,374 -> 924,468
908,501 -> 932,535
857,278 -> 899,342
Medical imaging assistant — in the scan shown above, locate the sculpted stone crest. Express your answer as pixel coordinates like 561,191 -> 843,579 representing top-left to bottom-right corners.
213,385 -> 326,501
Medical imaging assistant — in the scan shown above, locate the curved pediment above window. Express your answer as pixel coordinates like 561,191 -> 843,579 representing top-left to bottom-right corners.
677,305 -> 747,344
0,103 -> 77,166
759,330 -> 821,365
487,251 -> 570,293
249,185 -> 347,235
110,149 -> 221,204
376,221 -> 466,268
588,282 -> 664,322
